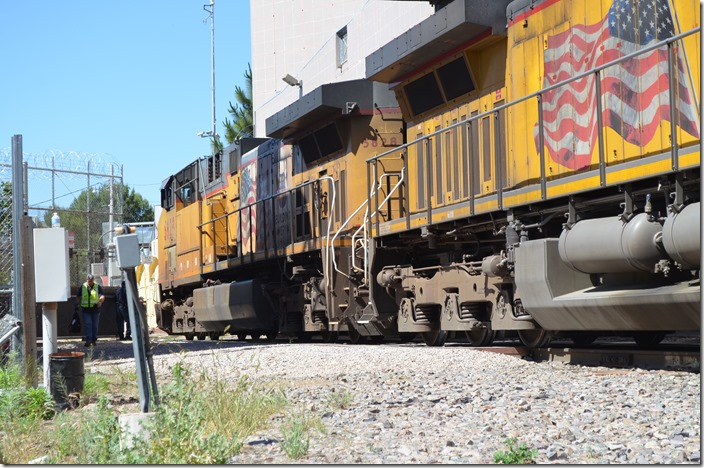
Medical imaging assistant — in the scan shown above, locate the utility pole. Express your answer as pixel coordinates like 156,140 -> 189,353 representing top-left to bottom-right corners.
203,0 -> 216,140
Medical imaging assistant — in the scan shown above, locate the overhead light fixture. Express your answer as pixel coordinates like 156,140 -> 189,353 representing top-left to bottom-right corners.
282,74 -> 301,87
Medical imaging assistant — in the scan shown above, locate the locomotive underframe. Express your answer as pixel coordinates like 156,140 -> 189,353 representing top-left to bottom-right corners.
365,168 -> 700,344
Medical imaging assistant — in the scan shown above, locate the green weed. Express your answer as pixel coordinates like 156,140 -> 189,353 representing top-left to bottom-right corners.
281,413 -> 310,459
493,437 -> 537,464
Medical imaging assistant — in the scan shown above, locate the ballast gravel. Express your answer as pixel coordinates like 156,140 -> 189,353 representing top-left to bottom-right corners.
81,337 -> 700,464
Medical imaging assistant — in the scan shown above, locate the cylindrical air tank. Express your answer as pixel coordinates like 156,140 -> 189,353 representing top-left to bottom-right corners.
558,213 -> 664,274
661,202 -> 700,270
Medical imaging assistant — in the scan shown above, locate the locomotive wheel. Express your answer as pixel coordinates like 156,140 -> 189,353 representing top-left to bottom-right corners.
570,332 -> 598,346
517,329 -> 552,348
185,333 -> 195,341
348,326 -> 367,344
209,332 -> 221,341
265,332 -> 277,342
236,334 -> 247,341
321,330 -> 338,343
465,326 -> 495,347
197,332 -> 207,341
422,330 -> 448,347
632,332 -> 666,347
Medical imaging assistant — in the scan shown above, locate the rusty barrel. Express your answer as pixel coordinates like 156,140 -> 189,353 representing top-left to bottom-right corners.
49,351 -> 85,409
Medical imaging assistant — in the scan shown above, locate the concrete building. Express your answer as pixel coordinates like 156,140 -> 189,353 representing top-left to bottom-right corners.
250,0 -> 434,137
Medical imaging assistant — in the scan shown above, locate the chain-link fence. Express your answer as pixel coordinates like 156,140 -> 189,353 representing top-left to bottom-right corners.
0,146 -> 124,322
0,162 -> 12,320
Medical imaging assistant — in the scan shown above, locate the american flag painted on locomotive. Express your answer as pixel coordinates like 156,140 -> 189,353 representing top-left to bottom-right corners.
537,0 -> 700,170
239,151 -> 258,253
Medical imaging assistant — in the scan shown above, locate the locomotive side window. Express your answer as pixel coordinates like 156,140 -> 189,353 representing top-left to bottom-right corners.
436,57 -> 475,101
336,26 -> 348,68
404,73 -> 443,116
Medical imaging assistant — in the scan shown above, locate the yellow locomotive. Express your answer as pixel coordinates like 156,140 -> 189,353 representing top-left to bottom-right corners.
157,0 -> 700,347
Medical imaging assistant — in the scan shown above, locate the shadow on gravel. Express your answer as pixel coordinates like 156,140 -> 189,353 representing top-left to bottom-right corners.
48,337 -> 290,363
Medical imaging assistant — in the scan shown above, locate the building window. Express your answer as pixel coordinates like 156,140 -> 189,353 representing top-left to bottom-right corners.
336,26 -> 348,68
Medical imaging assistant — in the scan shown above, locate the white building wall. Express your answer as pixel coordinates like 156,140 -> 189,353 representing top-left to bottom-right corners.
251,0 -> 434,137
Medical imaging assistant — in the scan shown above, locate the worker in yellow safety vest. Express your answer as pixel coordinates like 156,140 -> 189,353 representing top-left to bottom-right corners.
77,274 -> 105,347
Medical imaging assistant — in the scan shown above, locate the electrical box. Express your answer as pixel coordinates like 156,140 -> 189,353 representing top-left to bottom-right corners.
115,233 -> 141,269
33,228 -> 71,302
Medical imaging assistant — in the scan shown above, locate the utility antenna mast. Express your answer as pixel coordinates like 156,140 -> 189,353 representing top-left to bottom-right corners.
204,0 -> 216,139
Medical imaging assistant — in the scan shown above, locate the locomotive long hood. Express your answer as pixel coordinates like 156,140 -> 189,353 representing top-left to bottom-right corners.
366,0 -> 512,83
266,80 -> 396,139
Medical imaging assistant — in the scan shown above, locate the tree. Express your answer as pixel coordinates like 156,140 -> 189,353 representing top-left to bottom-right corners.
121,185 -> 154,223
43,183 -> 153,247
216,63 -> 254,153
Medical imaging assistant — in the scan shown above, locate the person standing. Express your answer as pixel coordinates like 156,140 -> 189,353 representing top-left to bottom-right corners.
115,280 -> 132,340
78,274 -> 105,347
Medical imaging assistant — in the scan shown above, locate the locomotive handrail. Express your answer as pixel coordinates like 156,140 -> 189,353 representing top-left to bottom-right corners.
351,169 -> 405,284
198,176 -> 333,264
327,167 -> 378,285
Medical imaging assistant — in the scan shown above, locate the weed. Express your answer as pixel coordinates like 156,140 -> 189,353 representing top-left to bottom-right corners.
326,388 -> 353,410
1,355 -> 288,464
281,413 -> 310,459
493,437 -> 537,464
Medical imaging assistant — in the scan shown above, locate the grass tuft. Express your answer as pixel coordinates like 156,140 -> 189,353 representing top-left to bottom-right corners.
493,437 -> 538,464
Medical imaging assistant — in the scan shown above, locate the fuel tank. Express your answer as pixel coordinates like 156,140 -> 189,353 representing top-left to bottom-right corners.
192,279 -> 277,331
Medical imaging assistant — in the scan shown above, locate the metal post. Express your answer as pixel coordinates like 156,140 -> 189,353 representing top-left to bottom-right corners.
494,111 -> 503,210
402,148 -> 410,230
667,42 -> 679,171
595,70 -> 606,187
536,95 -> 547,200
41,302 -> 58,389
425,138 -> 433,224
109,166 -> 114,248
124,268 -> 159,412
11,135 -> 24,355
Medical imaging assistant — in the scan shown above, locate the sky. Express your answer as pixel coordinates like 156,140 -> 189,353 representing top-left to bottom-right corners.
0,1 -> 251,209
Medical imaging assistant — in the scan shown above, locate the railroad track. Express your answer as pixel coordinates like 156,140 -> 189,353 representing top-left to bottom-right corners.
464,343 -> 700,372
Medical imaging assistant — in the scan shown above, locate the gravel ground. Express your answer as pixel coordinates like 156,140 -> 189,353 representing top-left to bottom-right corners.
62,335 -> 700,464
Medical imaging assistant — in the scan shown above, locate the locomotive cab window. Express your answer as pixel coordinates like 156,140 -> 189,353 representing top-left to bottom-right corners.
296,122 -> 344,167
403,56 -> 476,119
404,73 -> 444,116
436,57 -> 475,101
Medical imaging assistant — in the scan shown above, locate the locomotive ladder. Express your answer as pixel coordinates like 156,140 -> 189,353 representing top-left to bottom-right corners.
325,166 -> 405,290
